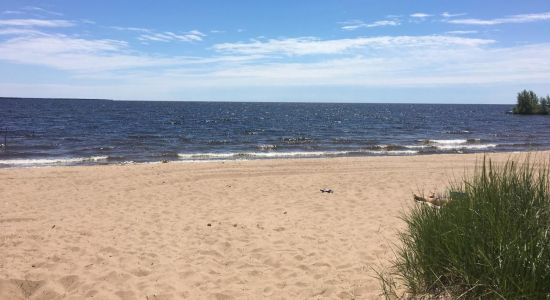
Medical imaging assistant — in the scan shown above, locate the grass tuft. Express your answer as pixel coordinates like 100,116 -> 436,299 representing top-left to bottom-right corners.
381,157 -> 550,299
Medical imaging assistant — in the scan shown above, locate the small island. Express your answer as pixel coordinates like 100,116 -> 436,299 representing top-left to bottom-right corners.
513,90 -> 550,115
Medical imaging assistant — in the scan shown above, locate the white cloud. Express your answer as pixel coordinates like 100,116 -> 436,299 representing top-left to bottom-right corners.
341,19 -> 400,31
2,35 -> 125,53
449,12 -> 550,25
112,26 -> 208,44
2,10 -> 23,15
0,19 -> 74,27
410,13 -> 432,18
0,34 -> 167,71
441,12 -> 466,18
1,35 -> 550,102
0,28 -> 48,36
0,11 -> 548,100
4,42 -> 550,100
51,42 -> 550,99
138,30 -> 205,42
109,26 -> 151,33
446,30 -> 478,35
0,30 -> 259,72
167,43 -> 550,89
22,6 -> 63,16
213,36 -> 495,56
80,19 -> 96,25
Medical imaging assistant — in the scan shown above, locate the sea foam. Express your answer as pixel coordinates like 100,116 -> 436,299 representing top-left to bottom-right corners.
0,156 -> 108,166
422,139 -> 496,150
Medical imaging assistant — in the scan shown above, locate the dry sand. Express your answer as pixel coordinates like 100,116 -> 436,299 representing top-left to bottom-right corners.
0,151 -> 546,299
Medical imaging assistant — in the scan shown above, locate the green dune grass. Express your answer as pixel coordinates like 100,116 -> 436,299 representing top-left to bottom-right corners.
379,157 -> 550,299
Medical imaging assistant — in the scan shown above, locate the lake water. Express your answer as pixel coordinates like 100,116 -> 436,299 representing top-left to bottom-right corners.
1,98 -> 548,167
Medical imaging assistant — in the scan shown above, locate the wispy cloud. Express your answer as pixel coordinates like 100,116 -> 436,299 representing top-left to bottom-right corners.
138,30 -> 205,42
449,12 -> 550,25
2,10 -> 23,15
1,30 -> 550,100
0,7 -> 549,100
0,28 -> 257,72
0,19 -> 74,27
410,13 -> 432,18
0,33 -> 177,71
109,25 -> 206,42
109,26 -> 151,33
213,36 -> 495,56
441,12 -> 466,18
446,30 -> 478,35
341,19 -> 400,31
22,6 -> 63,16
0,28 -> 48,36
80,19 -> 96,25
172,43 -> 550,89
61,42 -> 550,95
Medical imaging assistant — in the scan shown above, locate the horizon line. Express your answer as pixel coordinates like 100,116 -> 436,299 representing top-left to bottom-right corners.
0,96 -> 515,105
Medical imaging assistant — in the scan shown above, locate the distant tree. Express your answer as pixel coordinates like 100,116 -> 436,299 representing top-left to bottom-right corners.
540,95 -> 550,115
513,90 -> 540,114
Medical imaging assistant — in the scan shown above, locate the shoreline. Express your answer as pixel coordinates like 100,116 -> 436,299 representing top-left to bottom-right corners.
0,149 -> 543,170
1,151 -> 549,299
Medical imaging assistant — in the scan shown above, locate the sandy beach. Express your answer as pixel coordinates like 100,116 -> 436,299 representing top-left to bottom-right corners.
0,151 -> 546,299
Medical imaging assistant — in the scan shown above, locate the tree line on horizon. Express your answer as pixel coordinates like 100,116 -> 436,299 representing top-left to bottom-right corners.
513,90 -> 550,115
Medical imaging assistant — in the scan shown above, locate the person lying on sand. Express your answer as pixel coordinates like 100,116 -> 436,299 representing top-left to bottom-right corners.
413,192 -> 449,207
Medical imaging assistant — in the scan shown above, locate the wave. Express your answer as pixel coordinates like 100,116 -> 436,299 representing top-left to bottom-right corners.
330,138 -> 377,145
424,138 -> 482,144
207,139 -> 232,145
404,145 -> 433,149
177,149 -> 419,160
427,139 -> 468,145
177,153 -> 236,159
0,156 -> 108,166
158,152 -> 181,158
256,144 -> 277,151
370,144 -> 408,151
0,138 -> 502,167
178,151 -> 343,160
436,144 -> 497,150
363,150 -> 419,155
417,139 -> 496,150
281,136 -> 314,144
444,130 -> 471,134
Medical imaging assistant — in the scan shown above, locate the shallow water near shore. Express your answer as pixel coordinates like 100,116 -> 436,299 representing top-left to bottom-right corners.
1,98 -> 549,167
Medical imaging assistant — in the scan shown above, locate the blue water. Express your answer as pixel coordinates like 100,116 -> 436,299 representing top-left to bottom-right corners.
1,98 -> 549,167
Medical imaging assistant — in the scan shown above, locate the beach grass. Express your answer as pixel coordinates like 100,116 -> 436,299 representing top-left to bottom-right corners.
379,157 -> 550,299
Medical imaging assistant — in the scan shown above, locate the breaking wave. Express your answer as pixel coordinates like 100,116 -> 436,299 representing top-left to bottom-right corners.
177,149 -> 418,160
419,139 -> 497,150
0,156 -> 108,167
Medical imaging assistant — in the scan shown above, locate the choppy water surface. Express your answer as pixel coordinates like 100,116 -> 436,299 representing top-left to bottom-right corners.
1,98 -> 548,167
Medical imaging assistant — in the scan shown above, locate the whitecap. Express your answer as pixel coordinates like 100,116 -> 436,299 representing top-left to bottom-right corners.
364,150 -> 419,155
428,139 -> 468,145
178,151 -> 348,160
436,144 -> 497,150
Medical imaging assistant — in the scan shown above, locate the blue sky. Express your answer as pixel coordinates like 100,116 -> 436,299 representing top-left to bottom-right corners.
1,0 -> 550,103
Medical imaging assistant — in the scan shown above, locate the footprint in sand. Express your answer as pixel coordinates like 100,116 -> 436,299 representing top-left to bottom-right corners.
130,268 -> 151,277
0,279 -> 40,298
58,275 -> 81,292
